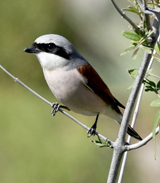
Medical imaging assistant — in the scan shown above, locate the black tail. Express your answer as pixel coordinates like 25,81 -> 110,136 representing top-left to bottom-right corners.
127,125 -> 142,141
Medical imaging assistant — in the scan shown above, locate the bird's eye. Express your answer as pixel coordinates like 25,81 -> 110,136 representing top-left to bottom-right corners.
47,43 -> 55,52
33,43 -> 38,48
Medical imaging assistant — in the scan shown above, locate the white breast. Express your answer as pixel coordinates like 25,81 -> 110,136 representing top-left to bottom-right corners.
43,68 -> 108,116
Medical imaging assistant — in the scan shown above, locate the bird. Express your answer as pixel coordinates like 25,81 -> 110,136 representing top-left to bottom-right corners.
24,34 -> 142,141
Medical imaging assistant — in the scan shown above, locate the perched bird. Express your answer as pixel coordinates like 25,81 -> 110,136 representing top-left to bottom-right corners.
24,34 -> 142,140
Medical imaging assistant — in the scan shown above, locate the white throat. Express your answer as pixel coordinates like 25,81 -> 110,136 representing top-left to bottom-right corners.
35,52 -> 69,70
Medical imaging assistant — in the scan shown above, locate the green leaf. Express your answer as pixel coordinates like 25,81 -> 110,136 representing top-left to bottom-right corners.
141,46 -> 153,54
127,82 -> 134,90
155,0 -> 159,4
152,54 -> 160,62
157,81 -> 160,90
152,109 -> 160,159
145,86 -> 155,92
123,31 -> 140,41
145,88 -> 152,92
121,44 -> 137,56
132,48 -> 139,59
146,79 -> 156,87
150,98 -> 160,107
128,69 -> 139,79
127,0 -> 134,4
91,138 -> 110,148
128,69 -> 152,80
155,42 -> 160,53
123,6 -> 140,15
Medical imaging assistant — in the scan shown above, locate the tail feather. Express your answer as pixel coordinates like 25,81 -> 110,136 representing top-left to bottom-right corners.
115,120 -> 142,141
127,125 -> 142,141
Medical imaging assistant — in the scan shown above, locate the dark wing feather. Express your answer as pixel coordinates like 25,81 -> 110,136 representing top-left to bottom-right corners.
77,64 -> 143,141
77,64 -> 124,115
114,98 -> 125,109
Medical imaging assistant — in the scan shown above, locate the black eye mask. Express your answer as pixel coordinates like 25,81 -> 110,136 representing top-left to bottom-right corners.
34,42 -> 70,60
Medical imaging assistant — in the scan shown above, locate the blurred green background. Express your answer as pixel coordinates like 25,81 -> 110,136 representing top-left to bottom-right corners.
0,0 -> 160,183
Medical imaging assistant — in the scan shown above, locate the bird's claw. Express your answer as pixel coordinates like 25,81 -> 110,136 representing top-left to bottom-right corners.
51,102 -> 70,116
87,127 -> 96,137
51,102 -> 60,116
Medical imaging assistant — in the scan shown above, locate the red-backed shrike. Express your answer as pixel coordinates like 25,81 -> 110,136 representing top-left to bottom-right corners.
24,34 -> 142,140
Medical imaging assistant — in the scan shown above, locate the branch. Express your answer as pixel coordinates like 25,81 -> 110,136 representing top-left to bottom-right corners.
107,52 -> 154,183
0,65 -> 111,143
137,0 -> 160,15
120,52 -> 154,142
157,93 -> 160,98
118,34 -> 160,183
118,83 -> 146,183
111,0 -> 141,34
149,73 -> 160,79
107,6 -> 160,183
126,126 -> 160,151
143,0 -> 153,33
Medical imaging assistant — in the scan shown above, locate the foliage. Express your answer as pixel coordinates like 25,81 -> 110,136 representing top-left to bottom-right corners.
128,65 -> 160,158
121,0 -> 160,59
91,136 -> 111,148
121,30 -> 153,59
122,0 -> 160,158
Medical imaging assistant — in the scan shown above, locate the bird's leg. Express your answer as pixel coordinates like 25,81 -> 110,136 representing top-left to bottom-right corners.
51,102 -> 70,116
87,113 -> 99,137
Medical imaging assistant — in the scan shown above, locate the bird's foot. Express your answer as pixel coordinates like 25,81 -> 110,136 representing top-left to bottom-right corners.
87,122 -> 97,137
51,102 -> 70,116
87,127 -> 97,137
87,114 -> 99,137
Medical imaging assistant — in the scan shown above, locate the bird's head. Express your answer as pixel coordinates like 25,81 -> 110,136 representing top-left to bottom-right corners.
24,34 -> 87,70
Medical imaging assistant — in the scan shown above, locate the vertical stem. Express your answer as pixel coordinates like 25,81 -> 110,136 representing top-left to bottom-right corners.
119,52 -> 152,141
107,12 -> 160,182
107,52 -> 152,183
107,0 -> 160,179
117,34 -> 160,183
107,145 -> 124,183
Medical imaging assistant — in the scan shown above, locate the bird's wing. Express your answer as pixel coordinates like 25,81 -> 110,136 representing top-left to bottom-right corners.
114,98 -> 125,109
77,63 -> 124,114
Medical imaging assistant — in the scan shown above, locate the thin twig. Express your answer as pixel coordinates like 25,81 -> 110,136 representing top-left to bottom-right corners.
0,65 -> 109,143
126,126 -> 160,151
149,73 -> 160,79
137,0 -> 144,10
137,0 -> 160,15
118,85 -> 144,183
111,0 -> 141,34
144,0 -> 153,34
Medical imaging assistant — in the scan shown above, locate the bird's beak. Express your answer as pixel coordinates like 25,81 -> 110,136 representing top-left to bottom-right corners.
24,44 -> 41,54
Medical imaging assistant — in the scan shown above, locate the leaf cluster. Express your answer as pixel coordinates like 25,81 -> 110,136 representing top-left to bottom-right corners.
120,0 -> 160,157
128,67 -> 160,158
143,79 -> 160,93
121,30 -> 153,59
121,0 -> 160,59
91,136 -> 112,148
